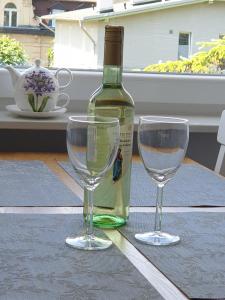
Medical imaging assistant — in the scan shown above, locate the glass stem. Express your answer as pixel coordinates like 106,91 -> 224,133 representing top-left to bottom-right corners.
86,188 -> 94,237
154,183 -> 164,233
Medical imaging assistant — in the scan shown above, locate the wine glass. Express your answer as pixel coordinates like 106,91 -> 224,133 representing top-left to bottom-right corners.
135,116 -> 189,246
66,116 -> 120,250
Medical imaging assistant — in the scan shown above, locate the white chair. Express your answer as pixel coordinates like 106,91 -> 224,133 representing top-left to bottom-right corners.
215,110 -> 225,175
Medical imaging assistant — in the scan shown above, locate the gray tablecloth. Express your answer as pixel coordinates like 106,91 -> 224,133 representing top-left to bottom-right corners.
0,214 -> 163,300
0,160 -> 82,206
120,212 -> 225,299
59,161 -> 225,207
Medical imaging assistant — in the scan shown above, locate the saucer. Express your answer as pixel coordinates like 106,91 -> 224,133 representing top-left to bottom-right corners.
6,105 -> 67,118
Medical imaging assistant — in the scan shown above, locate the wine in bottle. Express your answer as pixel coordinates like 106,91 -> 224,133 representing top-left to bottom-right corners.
85,25 -> 135,228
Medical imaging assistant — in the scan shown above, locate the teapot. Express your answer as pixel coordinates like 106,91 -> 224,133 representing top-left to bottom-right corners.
6,59 -> 72,112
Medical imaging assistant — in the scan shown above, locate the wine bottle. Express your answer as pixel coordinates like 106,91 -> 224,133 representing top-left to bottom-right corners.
85,25 -> 135,228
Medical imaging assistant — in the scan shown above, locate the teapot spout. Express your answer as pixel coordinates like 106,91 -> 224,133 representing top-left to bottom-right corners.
5,65 -> 21,87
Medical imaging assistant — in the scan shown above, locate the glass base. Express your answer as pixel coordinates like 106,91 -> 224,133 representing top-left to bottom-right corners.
135,231 -> 180,246
93,214 -> 126,229
65,235 -> 112,250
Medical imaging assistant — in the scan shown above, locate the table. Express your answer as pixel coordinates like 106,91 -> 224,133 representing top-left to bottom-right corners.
1,152 -> 225,300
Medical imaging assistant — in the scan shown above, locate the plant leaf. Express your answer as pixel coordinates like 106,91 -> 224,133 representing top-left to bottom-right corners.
38,96 -> 50,112
28,94 -> 36,112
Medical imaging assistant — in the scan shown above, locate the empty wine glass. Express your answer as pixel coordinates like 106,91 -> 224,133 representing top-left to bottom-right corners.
135,116 -> 189,246
66,116 -> 120,250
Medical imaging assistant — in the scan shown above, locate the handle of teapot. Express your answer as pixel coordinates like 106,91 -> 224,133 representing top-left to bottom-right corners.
55,68 -> 73,89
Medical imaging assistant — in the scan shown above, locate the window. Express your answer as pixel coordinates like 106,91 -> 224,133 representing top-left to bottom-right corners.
49,9 -> 65,27
4,3 -> 17,27
1,1 -> 223,74
178,33 -> 191,59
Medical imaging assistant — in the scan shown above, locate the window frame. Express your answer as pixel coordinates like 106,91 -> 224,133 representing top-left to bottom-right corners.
4,3 -> 17,27
178,32 -> 192,60
49,9 -> 65,27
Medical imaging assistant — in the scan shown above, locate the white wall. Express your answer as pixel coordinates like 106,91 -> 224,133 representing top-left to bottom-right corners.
54,20 -> 98,68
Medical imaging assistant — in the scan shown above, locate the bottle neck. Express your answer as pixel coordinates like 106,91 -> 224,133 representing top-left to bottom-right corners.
102,65 -> 122,87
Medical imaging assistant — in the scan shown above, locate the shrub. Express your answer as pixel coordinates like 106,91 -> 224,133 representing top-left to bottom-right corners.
144,37 -> 225,74
47,48 -> 54,67
0,35 -> 27,65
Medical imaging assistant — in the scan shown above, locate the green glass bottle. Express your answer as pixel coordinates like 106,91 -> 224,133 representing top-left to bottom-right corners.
85,25 -> 135,229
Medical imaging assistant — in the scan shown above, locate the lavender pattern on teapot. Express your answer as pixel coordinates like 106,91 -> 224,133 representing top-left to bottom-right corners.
23,70 -> 55,112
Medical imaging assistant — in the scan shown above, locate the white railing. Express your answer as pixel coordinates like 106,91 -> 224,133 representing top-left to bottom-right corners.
0,67 -> 225,123
0,67 -> 222,168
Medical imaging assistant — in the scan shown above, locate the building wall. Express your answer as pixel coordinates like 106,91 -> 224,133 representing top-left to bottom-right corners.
0,0 -> 36,26
54,1 -> 225,69
104,2 -> 225,69
54,20 -> 98,68
0,32 -> 54,66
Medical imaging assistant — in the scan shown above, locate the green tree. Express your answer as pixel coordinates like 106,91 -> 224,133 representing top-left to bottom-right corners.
0,35 -> 27,65
144,37 -> 225,74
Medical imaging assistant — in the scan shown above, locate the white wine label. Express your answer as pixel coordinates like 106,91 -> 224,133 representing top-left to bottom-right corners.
93,122 -> 133,208
113,124 -> 133,183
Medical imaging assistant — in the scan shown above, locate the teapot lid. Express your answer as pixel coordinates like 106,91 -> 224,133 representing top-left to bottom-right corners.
35,59 -> 41,67
24,59 -> 52,76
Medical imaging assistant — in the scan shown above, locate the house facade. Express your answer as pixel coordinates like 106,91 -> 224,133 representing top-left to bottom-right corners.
41,0 -> 225,69
0,0 -> 95,66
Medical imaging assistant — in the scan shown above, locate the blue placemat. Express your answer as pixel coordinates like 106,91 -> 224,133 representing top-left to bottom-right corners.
119,212 -> 225,299
58,161 -> 225,207
0,214 -> 163,300
0,160 -> 82,206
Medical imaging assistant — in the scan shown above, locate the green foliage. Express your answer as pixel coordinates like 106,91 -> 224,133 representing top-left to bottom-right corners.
144,37 -> 225,74
47,48 -> 54,67
0,35 -> 27,66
